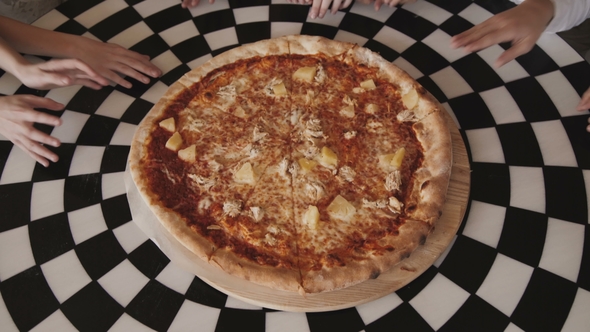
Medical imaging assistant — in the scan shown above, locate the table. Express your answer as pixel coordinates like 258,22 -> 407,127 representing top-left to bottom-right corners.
1,0 -> 589,331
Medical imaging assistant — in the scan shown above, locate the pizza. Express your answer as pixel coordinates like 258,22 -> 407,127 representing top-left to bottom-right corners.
128,35 -> 452,294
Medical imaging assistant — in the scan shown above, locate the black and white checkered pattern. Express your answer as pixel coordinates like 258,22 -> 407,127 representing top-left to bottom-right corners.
1,0 -> 589,331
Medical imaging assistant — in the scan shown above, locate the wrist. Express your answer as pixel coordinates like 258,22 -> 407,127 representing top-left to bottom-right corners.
9,57 -> 34,83
526,0 -> 555,27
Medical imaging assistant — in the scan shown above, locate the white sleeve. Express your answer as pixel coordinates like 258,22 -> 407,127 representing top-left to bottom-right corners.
545,0 -> 590,32
509,0 -> 590,33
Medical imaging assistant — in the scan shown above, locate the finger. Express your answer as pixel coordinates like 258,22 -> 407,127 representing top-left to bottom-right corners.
309,0 -> 321,18
2,107 -> 62,127
131,53 -> 161,78
72,78 -> 105,90
450,22 -> 499,49
32,72 -> 73,89
577,88 -> 590,111
389,0 -> 400,7
319,0 -> 332,17
112,60 -> 154,84
343,0 -> 353,8
494,38 -> 535,67
460,27 -> 515,54
113,51 -> 162,79
21,126 -> 61,148
331,0 -> 342,13
12,137 -> 57,167
40,59 -> 109,86
22,95 -> 65,112
374,0 -> 384,10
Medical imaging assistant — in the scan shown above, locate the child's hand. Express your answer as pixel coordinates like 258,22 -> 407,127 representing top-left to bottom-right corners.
288,0 -> 353,19
181,0 -> 215,9
0,95 -> 64,167
450,0 -> 554,67
14,58 -> 109,90
70,37 -> 162,89
373,0 -> 417,10
577,87 -> 590,132
308,0 -> 353,19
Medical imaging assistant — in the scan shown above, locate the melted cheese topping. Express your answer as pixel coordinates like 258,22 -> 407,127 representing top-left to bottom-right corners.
143,52 -> 432,278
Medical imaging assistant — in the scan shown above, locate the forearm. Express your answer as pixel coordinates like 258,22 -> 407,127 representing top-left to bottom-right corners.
0,36 -> 31,78
0,15 -> 79,59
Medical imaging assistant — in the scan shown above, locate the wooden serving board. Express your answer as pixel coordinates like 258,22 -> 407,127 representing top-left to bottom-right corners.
125,110 -> 470,312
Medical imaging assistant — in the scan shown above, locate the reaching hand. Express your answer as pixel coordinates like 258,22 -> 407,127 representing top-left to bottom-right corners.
14,58 -> 109,90
309,0 -> 353,19
372,0 -> 417,10
576,87 -> 590,132
181,0 -> 215,9
0,95 -> 64,167
70,37 -> 162,89
287,0 -> 353,19
450,0 -> 554,67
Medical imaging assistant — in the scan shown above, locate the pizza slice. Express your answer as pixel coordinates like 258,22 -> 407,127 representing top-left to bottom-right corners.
207,139 -> 303,292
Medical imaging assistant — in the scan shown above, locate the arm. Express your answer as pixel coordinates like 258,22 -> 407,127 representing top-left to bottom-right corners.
0,95 -> 64,167
0,15 -> 161,88
0,35 -> 108,90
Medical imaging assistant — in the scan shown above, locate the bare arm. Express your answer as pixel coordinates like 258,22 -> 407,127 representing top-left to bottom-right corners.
0,15 -> 162,88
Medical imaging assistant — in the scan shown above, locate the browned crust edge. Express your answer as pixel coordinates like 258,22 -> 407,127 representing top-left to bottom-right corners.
410,108 -> 453,224
210,248 -> 303,293
301,219 -> 432,293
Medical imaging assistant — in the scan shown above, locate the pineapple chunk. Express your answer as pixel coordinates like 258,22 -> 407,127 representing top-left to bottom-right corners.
165,132 -> 183,152
234,105 -> 247,118
178,144 -> 196,163
159,117 -> 175,132
327,195 -> 356,221
293,66 -> 317,83
378,147 -> 406,170
360,79 -> 376,90
379,153 -> 396,169
365,103 -> 378,114
340,104 -> 355,118
272,82 -> 287,96
302,205 -> 320,230
402,88 -> 419,110
234,162 -> 256,185
319,146 -> 338,168
298,158 -> 317,172
390,147 -> 406,169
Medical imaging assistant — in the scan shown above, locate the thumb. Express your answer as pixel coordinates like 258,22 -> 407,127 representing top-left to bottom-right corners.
35,71 -> 72,88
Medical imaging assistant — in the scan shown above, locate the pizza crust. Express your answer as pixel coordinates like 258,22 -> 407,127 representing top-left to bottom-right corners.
409,109 -> 453,224
211,247 -> 302,293
287,34 -> 354,56
300,219 -> 431,293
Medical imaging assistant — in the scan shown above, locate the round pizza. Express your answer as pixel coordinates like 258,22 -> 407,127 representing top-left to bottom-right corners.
129,35 -> 452,294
